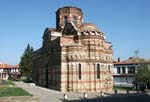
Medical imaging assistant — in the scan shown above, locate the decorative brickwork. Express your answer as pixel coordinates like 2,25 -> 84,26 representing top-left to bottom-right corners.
32,6 -> 113,92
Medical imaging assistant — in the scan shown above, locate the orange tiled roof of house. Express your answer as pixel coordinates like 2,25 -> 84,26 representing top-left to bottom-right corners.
114,57 -> 150,65
0,62 -> 19,69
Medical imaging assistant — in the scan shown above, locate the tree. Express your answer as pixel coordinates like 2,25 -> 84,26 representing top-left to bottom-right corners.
136,62 -> 150,89
20,44 -> 34,78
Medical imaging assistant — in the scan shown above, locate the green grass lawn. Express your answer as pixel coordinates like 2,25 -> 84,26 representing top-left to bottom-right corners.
0,80 -> 32,97
113,86 -> 135,91
0,86 -> 32,97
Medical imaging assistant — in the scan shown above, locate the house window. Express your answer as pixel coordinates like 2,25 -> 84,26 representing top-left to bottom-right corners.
73,16 -> 77,25
64,16 -> 68,26
78,63 -> 81,80
122,67 -> 126,74
128,67 -> 135,74
97,64 -> 100,79
117,67 -> 120,74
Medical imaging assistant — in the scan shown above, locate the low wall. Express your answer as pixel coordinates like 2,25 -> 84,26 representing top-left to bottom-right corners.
0,96 -> 39,102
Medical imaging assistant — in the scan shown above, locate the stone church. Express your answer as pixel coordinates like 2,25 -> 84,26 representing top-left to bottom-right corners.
32,6 -> 113,92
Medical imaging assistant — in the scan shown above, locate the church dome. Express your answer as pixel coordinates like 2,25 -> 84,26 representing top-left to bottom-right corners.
79,23 -> 104,37
80,23 -> 100,32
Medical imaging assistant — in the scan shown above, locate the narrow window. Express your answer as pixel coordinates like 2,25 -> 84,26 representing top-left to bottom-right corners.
117,67 -> 120,74
97,64 -> 100,79
108,65 -> 111,72
64,16 -> 68,26
122,67 -> 126,74
78,63 -> 81,80
132,67 -> 135,74
73,16 -> 77,25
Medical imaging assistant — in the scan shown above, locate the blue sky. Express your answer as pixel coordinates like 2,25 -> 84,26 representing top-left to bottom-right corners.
0,0 -> 150,65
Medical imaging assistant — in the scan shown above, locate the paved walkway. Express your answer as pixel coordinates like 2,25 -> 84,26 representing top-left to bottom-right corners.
14,81 -> 150,102
14,81 -> 114,102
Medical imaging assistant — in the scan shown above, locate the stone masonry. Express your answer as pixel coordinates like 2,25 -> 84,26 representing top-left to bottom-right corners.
32,6 -> 113,92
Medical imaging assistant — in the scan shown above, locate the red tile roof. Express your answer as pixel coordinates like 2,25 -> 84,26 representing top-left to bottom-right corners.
0,63 -> 19,69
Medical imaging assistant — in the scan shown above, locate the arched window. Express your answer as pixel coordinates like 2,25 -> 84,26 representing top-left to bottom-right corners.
108,65 -> 111,72
78,63 -> 81,80
64,16 -> 68,26
73,16 -> 77,25
97,64 -> 100,79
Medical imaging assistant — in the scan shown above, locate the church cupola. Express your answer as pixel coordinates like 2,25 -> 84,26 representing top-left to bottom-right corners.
56,6 -> 83,31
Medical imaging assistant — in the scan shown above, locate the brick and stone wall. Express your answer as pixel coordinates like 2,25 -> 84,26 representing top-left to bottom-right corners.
56,6 -> 83,31
32,6 -> 114,92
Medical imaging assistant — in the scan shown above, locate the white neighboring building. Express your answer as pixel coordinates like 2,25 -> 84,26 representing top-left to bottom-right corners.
113,57 -> 150,87
0,62 -> 20,80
